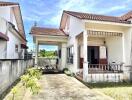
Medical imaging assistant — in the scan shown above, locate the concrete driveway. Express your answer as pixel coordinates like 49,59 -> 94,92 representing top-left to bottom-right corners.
25,74 -> 113,100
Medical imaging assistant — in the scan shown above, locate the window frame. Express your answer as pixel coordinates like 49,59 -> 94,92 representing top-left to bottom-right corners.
67,45 -> 74,64
15,44 -> 19,52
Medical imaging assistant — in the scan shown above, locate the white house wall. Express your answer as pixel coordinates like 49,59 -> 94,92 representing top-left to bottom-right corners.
10,8 -> 19,30
124,27 -> 132,65
0,17 -> 7,35
66,15 -> 84,72
0,41 -> 6,59
6,31 -> 21,59
0,7 -> 10,21
86,23 -> 127,33
105,36 -> 123,64
0,6 -> 24,59
0,7 -> 18,31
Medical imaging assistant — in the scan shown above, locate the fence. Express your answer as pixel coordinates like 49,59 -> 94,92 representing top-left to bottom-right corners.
0,59 -> 34,96
88,64 -> 123,73
86,64 -> 123,82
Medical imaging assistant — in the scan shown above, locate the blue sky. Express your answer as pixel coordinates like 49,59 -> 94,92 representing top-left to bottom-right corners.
7,0 -> 132,51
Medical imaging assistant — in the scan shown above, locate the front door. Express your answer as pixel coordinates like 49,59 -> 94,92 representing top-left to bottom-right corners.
88,46 -> 99,64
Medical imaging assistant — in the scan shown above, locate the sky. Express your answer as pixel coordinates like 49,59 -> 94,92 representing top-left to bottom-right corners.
6,0 -> 132,51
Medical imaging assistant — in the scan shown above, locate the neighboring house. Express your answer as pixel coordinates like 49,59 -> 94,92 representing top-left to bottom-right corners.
0,1 -> 27,59
31,10 -> 132,82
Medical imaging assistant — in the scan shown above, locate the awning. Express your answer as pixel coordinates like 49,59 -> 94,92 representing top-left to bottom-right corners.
0,32 -> 9,41
21,44 -> 28,49
88,30 -> 123,37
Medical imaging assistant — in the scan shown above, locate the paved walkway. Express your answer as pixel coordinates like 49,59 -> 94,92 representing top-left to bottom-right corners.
25,74 -> 113,100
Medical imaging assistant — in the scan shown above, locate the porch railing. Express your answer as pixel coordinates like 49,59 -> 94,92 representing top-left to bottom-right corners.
88,64 -> 123,74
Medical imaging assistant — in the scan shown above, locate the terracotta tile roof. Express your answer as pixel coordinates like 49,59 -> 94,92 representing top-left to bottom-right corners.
120,11 -> 132,20
0,1 -> 19,6
64,10 -> 131,24
30,27 -> 68,36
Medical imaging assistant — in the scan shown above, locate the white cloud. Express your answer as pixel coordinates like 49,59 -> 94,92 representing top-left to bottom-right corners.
49,0 -> 98,26
9,0 -> 131,26
48,0 -> 132,26
23,14 -> 41,21
96,6 -> 127,15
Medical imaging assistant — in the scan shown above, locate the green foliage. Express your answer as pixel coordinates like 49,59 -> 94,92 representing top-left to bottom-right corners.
11,87 -> 18,94
11,86 -> 19,100
21,68 -> 42,94
63,68 -> 69,72
39,49 -> 45,57
21,74 -> 30,86
63,68 -> 74,76
64,70 -> 71,76
39,49 -> 56,57
26,68 -> 42,79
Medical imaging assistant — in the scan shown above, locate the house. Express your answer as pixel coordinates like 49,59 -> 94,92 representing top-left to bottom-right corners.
0,1 -> 27,59
31,10 -> 132,82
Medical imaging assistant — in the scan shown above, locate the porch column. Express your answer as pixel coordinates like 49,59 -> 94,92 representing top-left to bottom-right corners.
83,30 -> 88,82
57,45 -> 61,70
122,34 -> 125,64
35,41 -> 39,66
74,37 -> 78,73
61,43 -> 67,70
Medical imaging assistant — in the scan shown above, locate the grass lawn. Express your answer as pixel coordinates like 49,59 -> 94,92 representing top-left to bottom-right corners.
87,82 -> 132,100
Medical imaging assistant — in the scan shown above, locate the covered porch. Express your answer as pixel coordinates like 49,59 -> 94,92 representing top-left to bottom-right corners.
76,29 -> 124,82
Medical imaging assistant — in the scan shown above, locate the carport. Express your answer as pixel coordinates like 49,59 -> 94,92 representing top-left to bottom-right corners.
30,27 -> 68,70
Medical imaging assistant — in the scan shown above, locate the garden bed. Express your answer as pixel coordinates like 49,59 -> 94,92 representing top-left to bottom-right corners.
3,68 -> 42,100
4,82 -> 26,100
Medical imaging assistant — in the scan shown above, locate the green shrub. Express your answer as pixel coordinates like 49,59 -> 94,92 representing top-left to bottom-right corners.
63,68 -> 69,72
21,68 -> 42,94
64,70 -> 71,76
10,68 -> 42,100
26,68 -> 42,79
63,68 -> 75,77
11,86 -> 18,100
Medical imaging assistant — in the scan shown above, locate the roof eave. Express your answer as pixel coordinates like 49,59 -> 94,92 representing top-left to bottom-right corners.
59,11 -> 65,29
8,22 -> 27,41
83,20 -> 132,27
31,33 -> 68,37
12,5 -> 26,40
0,1 -> 19,6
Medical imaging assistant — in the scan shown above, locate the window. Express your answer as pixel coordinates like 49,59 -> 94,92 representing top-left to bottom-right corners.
67,46 -> 73,64
15,44 -> 18,52
0,62 -> 2,72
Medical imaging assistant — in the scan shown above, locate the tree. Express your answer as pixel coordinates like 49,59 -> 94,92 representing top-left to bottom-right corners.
39,49 -> 46,57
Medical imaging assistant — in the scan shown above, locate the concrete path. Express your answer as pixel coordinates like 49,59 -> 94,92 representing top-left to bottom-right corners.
25,74 -> 113,100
